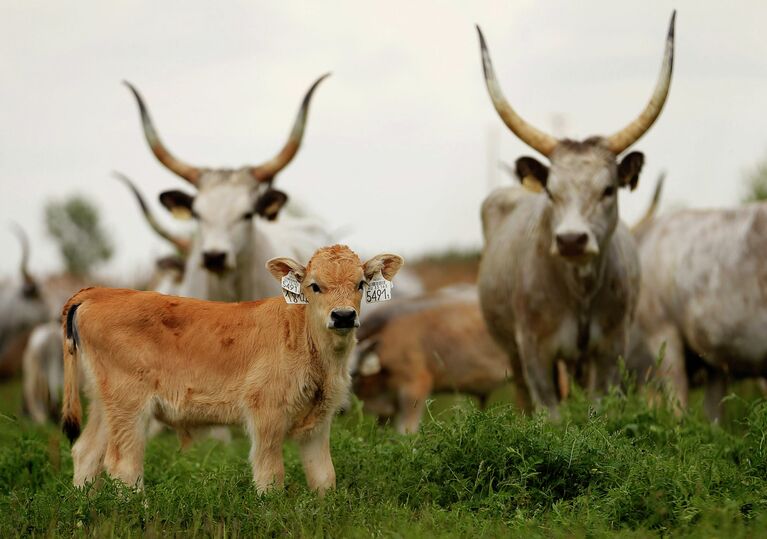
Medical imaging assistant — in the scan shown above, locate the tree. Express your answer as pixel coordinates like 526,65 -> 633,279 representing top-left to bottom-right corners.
742,153 -> 767,203
45,195 -> 113,277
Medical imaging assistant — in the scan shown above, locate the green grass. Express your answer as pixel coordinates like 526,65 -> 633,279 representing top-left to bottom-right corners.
1,378 -> 766,537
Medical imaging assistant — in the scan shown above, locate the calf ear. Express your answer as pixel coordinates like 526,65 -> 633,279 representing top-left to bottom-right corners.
266,257 -> 305,282
515,156 -> 549,193
159,190 -> 195,220
363,254 -> 404,281
255,189 -> 288,221
617,151 -> 644,191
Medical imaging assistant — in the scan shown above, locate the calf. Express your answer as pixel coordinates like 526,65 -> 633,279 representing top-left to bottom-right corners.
61,245 -> 403,494
476,14 -> 674,415
351,286 -> 511,434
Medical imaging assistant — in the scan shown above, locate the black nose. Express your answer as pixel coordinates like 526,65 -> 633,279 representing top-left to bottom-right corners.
556,233 -> 588,257
331,308 -> 358,329
202,251 -> 227,272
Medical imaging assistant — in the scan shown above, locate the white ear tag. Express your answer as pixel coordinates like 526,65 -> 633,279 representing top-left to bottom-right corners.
281,272 -> 308,304
364,271 -> 393,303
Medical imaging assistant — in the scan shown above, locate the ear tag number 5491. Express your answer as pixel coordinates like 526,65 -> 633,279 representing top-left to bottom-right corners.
364,273 -> 392,303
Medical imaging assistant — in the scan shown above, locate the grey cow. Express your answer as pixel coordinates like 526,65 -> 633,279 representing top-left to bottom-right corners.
633,202 -> 767,421
476,13 -> 675,416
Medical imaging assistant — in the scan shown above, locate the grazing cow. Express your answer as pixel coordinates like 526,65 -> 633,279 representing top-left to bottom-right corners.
125,76 -> 332,302
632,200 -> 767,421
476,14 -> 675,416
351,285 -> 511,434
61,245 -> 403,494
0,225 -> 49,378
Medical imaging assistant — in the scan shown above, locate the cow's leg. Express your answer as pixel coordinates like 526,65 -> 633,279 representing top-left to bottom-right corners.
394,368 -> 432,435
102,402 -> 149,489
516,333 -> 559,418
298,420 -> 335,495
247,409 -> 287,493
648,326 -> 688,413
503,344 -> 532,412
703,369 -> 727,423
72,399 -> 108,487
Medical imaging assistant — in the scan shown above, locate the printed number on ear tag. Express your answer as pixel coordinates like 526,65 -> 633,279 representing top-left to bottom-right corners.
364,273 -> 393,304
281,272 -> 308,304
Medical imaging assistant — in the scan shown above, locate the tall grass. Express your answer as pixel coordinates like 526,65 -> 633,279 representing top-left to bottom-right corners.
1,382 -> 766,537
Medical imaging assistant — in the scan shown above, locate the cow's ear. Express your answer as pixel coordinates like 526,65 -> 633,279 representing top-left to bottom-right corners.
159,190 -> 195,220
255,189 -> 288,221
617,151 -> 644,191
363,254 -> 404,281
515,156 -> 549,193
266,257 -> 305,282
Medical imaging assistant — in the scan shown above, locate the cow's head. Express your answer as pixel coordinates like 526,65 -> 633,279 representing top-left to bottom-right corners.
267,245 -> 404,339
125,75 -> 328,274
478,12 -> 674,263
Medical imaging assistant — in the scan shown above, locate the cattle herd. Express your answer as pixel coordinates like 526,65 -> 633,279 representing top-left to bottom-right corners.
2,11 -> 767,495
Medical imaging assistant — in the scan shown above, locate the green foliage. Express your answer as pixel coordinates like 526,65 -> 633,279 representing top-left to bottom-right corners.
742,153 -> 767,203
44,195 -> 113,277
1,384 -> 766,537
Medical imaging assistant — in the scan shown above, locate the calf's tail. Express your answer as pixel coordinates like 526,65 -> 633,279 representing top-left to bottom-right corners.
61,303 -> 82,444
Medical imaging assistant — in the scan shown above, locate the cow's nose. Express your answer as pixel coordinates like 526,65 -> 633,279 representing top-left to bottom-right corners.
555,232 -> 589,256
330,308 -> 358,329
202,251 -> 227,272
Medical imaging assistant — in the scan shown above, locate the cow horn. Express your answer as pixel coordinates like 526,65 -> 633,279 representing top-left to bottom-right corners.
606,12 -> 675,154
124,82 -> 201,186
250,73 -> 330,183
476,26 -> 557,158
113,172 -> 191,256
631,171 -> 666,234
9,222 -> 35,288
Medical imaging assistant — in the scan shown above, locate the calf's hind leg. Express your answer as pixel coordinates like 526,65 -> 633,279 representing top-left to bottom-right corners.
72,399 -> 108,487
102,401 -> 150,489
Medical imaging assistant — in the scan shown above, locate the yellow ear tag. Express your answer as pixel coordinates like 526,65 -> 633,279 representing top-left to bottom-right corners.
521,175 -> 544,193
171,207 -> 193,220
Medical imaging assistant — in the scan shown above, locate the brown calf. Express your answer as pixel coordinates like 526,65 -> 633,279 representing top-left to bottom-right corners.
61,245 -> 403,494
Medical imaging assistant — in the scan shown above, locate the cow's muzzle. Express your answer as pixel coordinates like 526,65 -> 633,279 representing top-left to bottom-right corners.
202,251 -> 228,273
329,308 -> 359,332
555,232 -> 591,259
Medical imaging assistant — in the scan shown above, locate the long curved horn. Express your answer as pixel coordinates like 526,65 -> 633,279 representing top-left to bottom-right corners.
9,222 -> 35,288
123,82 -> 201,186
606,12 -> 675,154
113,172 -> 191,256
250,73 -> 331,182
631,171 -> 666,234
476,26 -> 557,157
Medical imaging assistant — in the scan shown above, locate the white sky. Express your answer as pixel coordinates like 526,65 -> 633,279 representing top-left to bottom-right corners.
2,1 -> 767,280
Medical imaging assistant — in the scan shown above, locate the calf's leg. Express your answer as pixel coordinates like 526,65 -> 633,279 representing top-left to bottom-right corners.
298,420 -> 335,495
395,370 -> 432,434
72,399 -> 108,487
247,409 -> 287,493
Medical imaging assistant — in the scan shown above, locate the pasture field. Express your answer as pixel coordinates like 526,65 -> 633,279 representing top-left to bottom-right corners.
1,376 -> 766,538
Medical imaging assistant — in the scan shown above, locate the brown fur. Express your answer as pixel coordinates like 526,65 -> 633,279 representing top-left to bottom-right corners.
60,245 -> 403,494
352,290 -> 511,434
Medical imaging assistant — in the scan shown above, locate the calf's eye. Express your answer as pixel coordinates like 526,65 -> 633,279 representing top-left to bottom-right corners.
310,283 -> 322,294
358,280 -> 365,291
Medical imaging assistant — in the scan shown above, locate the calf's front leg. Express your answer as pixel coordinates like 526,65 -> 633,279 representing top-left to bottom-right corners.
248,409 -> 287,493
298,420 -> 336,495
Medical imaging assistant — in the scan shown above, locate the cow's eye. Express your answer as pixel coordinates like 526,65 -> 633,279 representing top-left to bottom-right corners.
310,283 -> 322,294
601,186 -> 616,199
358,280 -> 365,291
242,212 -> 254,221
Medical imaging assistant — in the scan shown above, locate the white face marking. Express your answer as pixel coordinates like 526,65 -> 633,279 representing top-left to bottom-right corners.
191,168 -> 269,270
546,151 -> 619,260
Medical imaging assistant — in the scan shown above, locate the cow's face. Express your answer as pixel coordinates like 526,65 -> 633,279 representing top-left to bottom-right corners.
267,246 -> 403,338
160,169 -> 287,274
515,142 -> 644,263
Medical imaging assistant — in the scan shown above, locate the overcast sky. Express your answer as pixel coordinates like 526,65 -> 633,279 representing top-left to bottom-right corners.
2,1 -> 767,281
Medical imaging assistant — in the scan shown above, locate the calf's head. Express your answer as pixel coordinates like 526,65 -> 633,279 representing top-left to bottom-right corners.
125,75 -> 328,274
478,13 -> 674,262
267,245 -> 404,336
